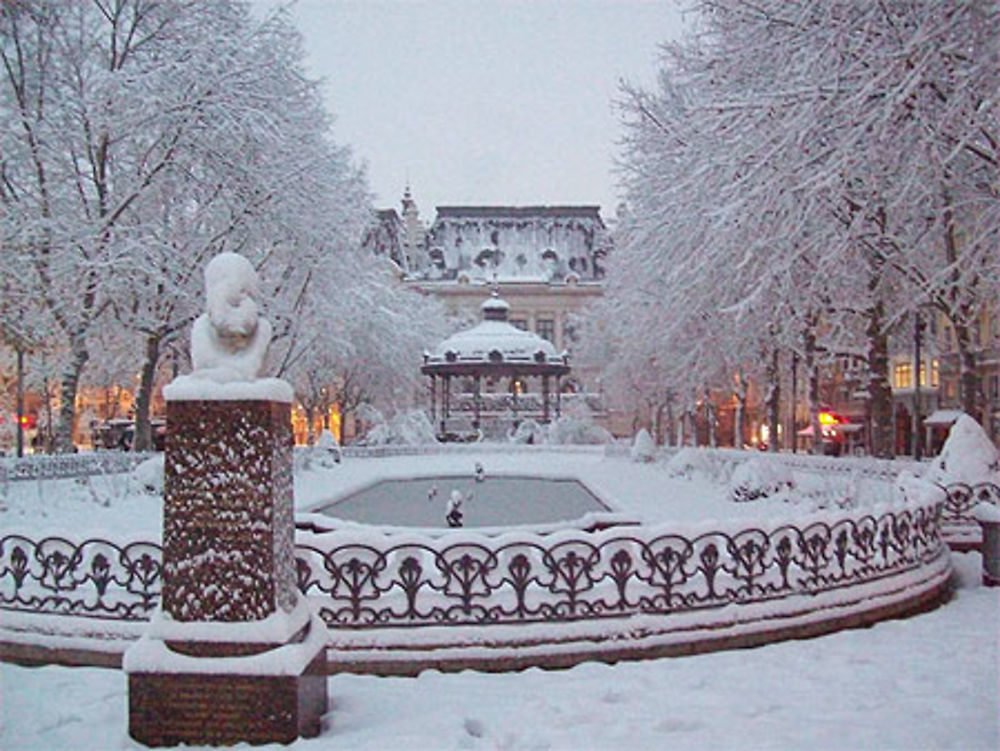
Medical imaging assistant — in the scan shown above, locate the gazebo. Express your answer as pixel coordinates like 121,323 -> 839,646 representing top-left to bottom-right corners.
422,293 -> 571,439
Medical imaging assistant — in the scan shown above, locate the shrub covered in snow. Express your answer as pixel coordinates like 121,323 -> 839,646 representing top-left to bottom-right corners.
630,428 -> 656,463
129,454 -> 164,495
545,415 -> 613,445
509,419 -> 545,444
666,448 -> 730,482
310,429 -> 342,468
729,456 -> 794,503
364,410 -> 438,446
925,414 -> 1000,487
894,470 -> 946,505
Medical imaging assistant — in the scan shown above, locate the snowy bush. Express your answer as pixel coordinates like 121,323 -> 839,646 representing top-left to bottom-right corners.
307,429 -> 342,468
545,415 -> 613,445
364,410 -> 438,446
509,419 -> 545,444
728,456 -> 794,503
925,414 -> 1000,487
129,454 -> 164,495
630,428 -> 656,462
666,448 -> 730,482
894,470 -> 945,506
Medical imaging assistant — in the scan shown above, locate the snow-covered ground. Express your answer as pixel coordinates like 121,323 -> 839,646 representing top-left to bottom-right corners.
1,448 -> 904,539
1,552 -> 995,750
2,448 -> 997,749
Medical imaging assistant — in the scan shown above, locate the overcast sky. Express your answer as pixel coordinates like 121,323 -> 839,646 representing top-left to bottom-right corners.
269,1 -> 687,220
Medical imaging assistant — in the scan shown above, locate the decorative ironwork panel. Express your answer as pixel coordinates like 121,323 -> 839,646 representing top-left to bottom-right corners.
0,535 -> 162,620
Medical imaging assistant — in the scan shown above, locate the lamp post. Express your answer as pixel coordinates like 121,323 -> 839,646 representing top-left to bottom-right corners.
913,310 -> 926,460
15,347 -> 24,458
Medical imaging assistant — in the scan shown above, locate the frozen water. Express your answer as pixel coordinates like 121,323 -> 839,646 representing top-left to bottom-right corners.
311,475 -> 611,528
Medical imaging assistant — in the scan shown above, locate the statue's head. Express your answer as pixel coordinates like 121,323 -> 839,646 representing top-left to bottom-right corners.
204,252 -> 260,352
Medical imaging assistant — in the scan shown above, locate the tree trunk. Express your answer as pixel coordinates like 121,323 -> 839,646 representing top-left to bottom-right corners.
866,301 -> 894,458
952,320 -> 981,420
304,405 -> 316,445
766,349 -> 780,453
703,389 -> 716,448
734,372 -> 747,449
804,327 -> 822,455
55,335 -> 89,453
133,333 -> 161,452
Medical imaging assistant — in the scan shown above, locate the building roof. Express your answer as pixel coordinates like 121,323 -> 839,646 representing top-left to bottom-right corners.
422,294 -> 570,378
435,206 -> 605,224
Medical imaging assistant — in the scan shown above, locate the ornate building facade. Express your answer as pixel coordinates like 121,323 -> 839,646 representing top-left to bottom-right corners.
366,188 -> 618,433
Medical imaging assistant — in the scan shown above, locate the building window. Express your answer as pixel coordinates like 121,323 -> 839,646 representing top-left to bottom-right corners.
989,374 -> 1000,402
919,359 -> 939,388
893,362 -> 913,390
509,318 -> 528,331
536,318 -> 555,343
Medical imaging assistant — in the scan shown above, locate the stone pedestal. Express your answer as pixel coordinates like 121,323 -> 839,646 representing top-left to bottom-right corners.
126,397 -> 327,746
978,512 -> 1000,588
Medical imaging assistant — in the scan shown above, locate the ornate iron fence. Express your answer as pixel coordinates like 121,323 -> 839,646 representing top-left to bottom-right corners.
2,484 -> 994,629
295,503 -> 944,628
0,534 -> 162,620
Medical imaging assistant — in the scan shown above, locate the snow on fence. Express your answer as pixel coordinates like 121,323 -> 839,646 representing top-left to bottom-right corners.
0,451 -> 155,483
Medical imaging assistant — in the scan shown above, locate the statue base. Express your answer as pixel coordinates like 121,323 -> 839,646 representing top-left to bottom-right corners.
126,609 -> 328,746
127,393 -> 328,746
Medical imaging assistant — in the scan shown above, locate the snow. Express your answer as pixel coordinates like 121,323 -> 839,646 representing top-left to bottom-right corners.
124,609 -> 327,677
2,447 -> 915,542
140,596 -> 311,646
425,318 -> 563,366
163,374 -> 293,403
2,447 -> 997,750
629,428 -> 656,462
162,251 -> 294,402
2,552 -> 996,750
925,415 -> 1000,487
728,455 -> 794,502
974,502 -> 1000,524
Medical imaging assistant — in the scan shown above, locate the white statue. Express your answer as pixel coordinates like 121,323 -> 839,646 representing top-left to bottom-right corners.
190,253 -> 272,383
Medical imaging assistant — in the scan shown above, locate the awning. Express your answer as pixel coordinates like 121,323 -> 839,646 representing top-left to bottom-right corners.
798,423 -> 862,436
923,409 -> 966,426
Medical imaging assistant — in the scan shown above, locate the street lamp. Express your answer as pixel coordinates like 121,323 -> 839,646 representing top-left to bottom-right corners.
913,309 -> 927,461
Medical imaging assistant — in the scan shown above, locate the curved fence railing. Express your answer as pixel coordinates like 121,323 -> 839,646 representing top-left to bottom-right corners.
295,501 -> 945,630
5,487 -> 990,631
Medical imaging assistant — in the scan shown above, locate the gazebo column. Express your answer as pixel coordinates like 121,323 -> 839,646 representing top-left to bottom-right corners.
443,375 -> 452,432
429,375 -> 437,426
556,376 -> 562,418
542,374 -> 551,423
474,375 -> 482,429
511,376 -> 519,423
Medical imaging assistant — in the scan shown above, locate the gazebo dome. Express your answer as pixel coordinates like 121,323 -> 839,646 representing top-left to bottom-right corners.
422,294 -> 568,376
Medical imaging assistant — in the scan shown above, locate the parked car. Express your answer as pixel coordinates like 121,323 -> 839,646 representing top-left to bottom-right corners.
93,418 -> 166,450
